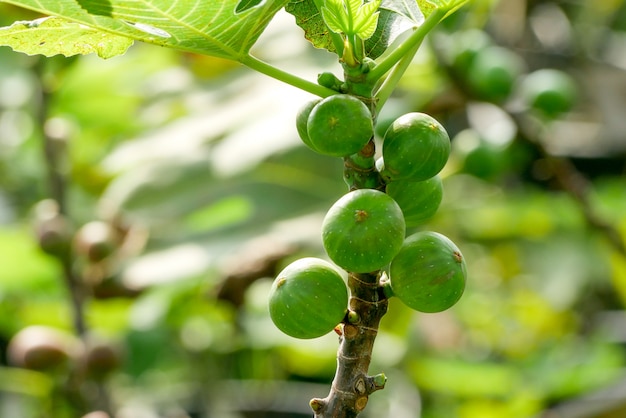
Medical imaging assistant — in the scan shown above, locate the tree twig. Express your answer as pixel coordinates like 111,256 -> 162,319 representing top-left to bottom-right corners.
310,272 -> 388,418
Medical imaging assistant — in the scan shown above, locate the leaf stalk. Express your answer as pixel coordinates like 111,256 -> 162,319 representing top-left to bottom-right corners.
240,54 -> 337,98
366,7 -> 447,84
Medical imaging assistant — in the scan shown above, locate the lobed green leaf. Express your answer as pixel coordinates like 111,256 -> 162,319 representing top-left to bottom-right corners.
0,0 -> 289,60
285,0 -> 337,52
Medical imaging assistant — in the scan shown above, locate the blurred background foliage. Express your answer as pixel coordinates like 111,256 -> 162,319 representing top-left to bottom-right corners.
1,0 -> 626,417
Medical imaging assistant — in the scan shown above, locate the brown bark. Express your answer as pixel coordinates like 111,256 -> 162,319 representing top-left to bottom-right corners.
310,272 -> 388,418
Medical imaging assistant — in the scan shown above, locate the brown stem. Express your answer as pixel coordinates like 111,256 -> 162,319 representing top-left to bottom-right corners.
311,272 -> 388,417
34,59 -> 88,337
343,139 -> 386,192
60,259 -> 88,337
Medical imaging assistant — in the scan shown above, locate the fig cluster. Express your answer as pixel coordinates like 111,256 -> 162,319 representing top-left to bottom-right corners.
269,99 -> 468,340
376,112 -> 466,313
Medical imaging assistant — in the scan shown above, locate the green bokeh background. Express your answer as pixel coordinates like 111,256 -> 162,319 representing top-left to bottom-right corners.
1,1 -> 625,417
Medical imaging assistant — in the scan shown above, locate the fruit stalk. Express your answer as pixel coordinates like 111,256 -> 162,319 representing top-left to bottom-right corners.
310,272 -> 388,418
343,139 -> 383,191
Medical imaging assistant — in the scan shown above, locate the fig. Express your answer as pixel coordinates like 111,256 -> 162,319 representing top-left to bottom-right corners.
269,257 -> 348,339
83,336 -> 122,379
296,99 -> 321,152
307,94 -> 373,157
317,72 -> 343,91
386,176 -> 443,227
74,220 -> 118,262
466,46 -> 525,103
381,112 -> 450,182
33,199 -> 73,258
322,189 -> 405,273
389,231 -> 466,313
7,325 -> 82,371
518,68 -> 577,118
452,129 -> 509,180
449,29 -> 492,73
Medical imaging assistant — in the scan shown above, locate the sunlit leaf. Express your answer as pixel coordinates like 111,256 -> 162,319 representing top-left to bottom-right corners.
321,1 -> 347,35
417,0 -> 469,17
0,17 -> 133,58
410,357 -> 520,397
0,0 -> 289,60
0,367 -> 53,398
286,0 -> 423,58
354,1 -> 381,40
235,0 -> 266,13
0,227 -> 61,292
321,0 -> 381,39
417,0 -> 437,16
285,0 -> 336,52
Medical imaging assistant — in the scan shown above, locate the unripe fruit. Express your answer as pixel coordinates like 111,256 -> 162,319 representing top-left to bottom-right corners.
33,199 -> 73,258
317,72 -> 343,91
269,257 -> 348,339
296,99 -> 321,152
74,220 -> 118,262
449,29 -> 492,73
467,46 -> 525,103
452,129 -> 508,180
386,176 -> 443,227
518,68 -> 577,118
322,189 -> 405,273
307,94 -> 373,157
36,216 -> 73,258
7,325 -> 82,371
82,335 -> 123,379
381,112 -> 450,182
389,231 -> 466,313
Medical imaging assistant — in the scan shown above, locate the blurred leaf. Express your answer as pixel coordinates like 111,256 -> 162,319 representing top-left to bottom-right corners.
609,251 -> 626,307
124,327 -> 177,377
86,298 -> 133,334
183,195 -> 254,232
279,343 -> 338,378
17,299 -> 72,330
528,337 -> 625,399
0,367 -> 53,398
446,177 -> 583,240
457,393 -> 543,418
0,227 -> 61,292
409,357 -> 520,397
101,148 -> 343,231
